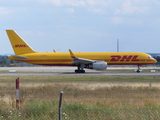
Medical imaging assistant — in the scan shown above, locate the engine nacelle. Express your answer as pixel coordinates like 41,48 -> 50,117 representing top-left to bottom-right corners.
87,61 -> 107,70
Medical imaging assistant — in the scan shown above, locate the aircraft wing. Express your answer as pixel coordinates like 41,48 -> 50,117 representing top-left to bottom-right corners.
69,49 -> 95,64
10,55 -> 28,60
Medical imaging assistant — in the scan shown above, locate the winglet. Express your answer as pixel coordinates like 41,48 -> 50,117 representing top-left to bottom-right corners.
53,49 -> 56,53
69,49 -> 76,58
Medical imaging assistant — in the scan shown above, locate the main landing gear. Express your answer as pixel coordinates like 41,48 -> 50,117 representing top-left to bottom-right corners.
75,64 -> 85,73
75,69 -> 85,73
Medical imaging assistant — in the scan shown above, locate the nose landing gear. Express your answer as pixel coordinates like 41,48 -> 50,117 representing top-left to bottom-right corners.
136,65 -> 141,73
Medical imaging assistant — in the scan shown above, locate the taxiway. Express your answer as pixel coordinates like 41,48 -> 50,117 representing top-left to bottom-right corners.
0,72 -> 159,76
0,66 -> 159,76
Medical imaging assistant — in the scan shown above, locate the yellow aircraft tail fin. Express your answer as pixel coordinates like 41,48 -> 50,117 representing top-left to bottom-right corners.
6,30 -> 36,55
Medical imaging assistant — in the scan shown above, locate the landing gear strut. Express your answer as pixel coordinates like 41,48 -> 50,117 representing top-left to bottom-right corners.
75,64 -> 85,73
137,65 -> 141,73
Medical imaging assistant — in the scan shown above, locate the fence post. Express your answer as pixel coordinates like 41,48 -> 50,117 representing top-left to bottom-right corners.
58,91 -> 63,120
16,77 -> 20,110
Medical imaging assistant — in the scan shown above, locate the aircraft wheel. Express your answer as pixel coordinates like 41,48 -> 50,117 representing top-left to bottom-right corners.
137,70 -> 140,73
82,70 -> 85,73
75,70 -> 81,73
75,70 -> 85,73
75,70 -> 78,73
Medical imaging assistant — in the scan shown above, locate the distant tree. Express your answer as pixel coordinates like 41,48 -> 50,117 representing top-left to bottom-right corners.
10,60 -> 14,64
154,56 -> 160,62
154,56 -> 160,65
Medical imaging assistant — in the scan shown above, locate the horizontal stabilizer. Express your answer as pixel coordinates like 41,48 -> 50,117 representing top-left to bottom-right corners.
10,55 -> 28,60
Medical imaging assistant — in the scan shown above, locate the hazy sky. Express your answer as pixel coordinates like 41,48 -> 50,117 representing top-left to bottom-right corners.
1,0 -> 160,54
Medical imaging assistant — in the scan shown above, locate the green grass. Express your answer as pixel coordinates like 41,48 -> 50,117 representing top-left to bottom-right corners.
0,75 -> 160,83
1,100 -> 160,120
1,75 -> 160,119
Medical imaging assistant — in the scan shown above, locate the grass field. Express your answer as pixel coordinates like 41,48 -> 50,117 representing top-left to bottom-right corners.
1,75 -> 160,120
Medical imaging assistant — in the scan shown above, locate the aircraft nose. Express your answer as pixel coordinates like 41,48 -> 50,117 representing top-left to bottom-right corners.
152,58 -> 157,64
153,58 -> 157,63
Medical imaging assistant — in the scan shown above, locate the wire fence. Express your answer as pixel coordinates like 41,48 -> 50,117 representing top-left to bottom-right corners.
1,78 -> 160,120
0,90 -> 160,120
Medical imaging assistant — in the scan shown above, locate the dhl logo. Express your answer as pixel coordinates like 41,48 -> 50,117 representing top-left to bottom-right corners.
14,45 -> 28,47
110,55 -> 140,62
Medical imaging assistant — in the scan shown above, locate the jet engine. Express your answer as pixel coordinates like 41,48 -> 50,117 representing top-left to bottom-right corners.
86,61 -> 107,70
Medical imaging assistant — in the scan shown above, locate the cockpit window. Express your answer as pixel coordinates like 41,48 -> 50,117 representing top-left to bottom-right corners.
148,56 -> 153,59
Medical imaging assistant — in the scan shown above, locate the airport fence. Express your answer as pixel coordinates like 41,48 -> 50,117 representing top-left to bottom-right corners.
1,78 -> 160,120
1,90 -> 160,120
